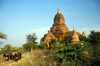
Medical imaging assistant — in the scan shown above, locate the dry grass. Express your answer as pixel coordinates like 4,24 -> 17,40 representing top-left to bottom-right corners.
11,49 -> 54,66
0,54 -> 16,66
0,49 -> 61,66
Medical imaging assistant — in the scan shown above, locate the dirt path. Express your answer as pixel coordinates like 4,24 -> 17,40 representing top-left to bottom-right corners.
0,52 -> 34,66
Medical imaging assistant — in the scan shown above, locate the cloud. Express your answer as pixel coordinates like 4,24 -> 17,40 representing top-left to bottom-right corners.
30,27 -> 50,43
77,27 -> 100,37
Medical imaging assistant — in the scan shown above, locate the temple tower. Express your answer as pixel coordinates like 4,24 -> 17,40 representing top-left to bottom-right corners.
50,7 -> 69,40
41,7 -> 82,45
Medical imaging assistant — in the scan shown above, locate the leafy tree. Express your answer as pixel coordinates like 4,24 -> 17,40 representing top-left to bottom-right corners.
39,41 -> 47,49
22,43 -> 31,51
79,35 -> 88,42
0,32 -> 7,45
11,46 -> 22,52
49,38 -> 58,49
0,32 -> 7,39
88,30 -> 100,57
61,35 -> 71,45
26,32 -> 37,52
3,44 -> 12,53
88,30 -> 100,45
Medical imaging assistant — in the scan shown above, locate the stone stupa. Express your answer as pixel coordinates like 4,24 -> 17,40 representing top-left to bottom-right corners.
71,27 -> 80,43
82,31 -> 86,37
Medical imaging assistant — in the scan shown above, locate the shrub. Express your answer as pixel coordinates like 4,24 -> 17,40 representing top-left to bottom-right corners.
52,43 -> 95,66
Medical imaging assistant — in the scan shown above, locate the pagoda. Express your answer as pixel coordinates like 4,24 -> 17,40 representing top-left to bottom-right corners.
41,7 -> 84,46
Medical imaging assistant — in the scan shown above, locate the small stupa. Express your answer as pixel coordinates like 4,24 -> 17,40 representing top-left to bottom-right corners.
71,27 -> 80,43
82,31 -> 86,37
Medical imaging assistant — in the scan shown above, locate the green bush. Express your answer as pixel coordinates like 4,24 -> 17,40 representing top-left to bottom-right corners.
52,43 -> 95,66
23,43 -> 31,51
39,41 -> 47,49
3,44 -> 12,53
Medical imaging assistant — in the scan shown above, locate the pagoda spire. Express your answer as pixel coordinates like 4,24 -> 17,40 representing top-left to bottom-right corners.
73,27 -> 76,31
57,6 -> 61,13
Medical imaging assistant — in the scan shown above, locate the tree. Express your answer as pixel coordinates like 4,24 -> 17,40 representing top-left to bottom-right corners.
11,46 -> 22,52
22,43 -> 31,51
3,44 -> 12,53
79,35 -> 88,42
39,41 -> 47,49
0,32 -> 7,45
49,38 -> 58,49
0,32 -> 7,39
52,43 -> 95,66
88,30 -> 100,45
26,32 -> 37,52
88,30 -> 100,57
61,35 -> 71,45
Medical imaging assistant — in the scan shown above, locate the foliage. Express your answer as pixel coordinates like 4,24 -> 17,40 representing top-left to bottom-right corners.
49,38 -> 58,48
11,46 -> 22,52
22,43 -> 31,51
88,30 -> 100,45
49,38 -> 58,44
3,44 -> 12,53
26,32 -> 37,51
0,32 -> 7,39
61,35 -> 71,45
2,44 -> 22,53
39,41 -> 47,49
0,32 -> 7,45
79,35 -> 88,42
92,43 -> 100,57
88,30 -> 100,57
52,43 -> 95,65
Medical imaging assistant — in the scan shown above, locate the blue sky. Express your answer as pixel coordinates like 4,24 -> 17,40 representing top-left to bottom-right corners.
0,0 -> 100,48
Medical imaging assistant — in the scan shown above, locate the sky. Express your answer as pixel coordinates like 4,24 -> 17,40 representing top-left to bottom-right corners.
0,0 -> 100,48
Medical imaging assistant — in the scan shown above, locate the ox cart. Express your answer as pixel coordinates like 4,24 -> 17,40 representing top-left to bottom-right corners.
3,52 -> 21,61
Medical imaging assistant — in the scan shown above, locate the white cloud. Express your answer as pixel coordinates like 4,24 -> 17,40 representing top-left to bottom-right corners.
77,27 -> 100,37
30,27 -> 50,43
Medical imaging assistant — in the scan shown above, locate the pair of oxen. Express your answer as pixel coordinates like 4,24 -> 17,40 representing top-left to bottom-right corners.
3,52 -> 21,61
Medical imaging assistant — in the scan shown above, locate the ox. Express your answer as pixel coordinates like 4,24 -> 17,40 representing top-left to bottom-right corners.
3,53 -> 11,61
3,52 -> 22,61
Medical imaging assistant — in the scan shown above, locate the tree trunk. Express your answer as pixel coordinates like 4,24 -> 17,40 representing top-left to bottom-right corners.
31,47 -> 33,52
31,44 -> 33,52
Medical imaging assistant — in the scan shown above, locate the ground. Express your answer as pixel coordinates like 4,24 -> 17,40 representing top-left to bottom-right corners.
0,49 -> 49,66
0,52 -> 32,66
